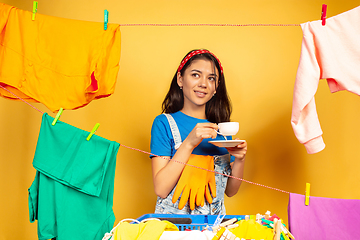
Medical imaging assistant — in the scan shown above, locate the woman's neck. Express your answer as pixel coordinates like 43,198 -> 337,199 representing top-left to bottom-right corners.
180,106 -> 206,119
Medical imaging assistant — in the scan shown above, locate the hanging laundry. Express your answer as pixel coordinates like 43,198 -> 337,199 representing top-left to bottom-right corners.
291,6 -> 360,154
0,3 -> 121,112
28,113 -> 120,240
288,193 -> 360,240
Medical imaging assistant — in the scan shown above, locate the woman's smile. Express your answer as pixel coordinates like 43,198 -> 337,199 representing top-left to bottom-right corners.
194,90 -> 207,98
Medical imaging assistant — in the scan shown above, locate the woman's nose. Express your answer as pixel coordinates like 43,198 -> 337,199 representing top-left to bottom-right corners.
198,77 -> 207,88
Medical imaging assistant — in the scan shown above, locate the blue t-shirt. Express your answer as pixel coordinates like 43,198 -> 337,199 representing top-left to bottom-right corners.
150,111 -> 232,159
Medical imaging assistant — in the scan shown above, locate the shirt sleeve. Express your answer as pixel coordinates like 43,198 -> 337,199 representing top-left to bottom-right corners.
291,22 -> 325,154
150,115 -> 174,158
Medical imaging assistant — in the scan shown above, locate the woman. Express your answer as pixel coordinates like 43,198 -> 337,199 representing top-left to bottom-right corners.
150,49 -> 247,214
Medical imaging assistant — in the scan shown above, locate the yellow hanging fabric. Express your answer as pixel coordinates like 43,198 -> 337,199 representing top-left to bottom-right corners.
0,3 -> 121,112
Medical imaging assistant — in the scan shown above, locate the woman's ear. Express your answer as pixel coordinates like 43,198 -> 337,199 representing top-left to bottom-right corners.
177,72 -> 183,89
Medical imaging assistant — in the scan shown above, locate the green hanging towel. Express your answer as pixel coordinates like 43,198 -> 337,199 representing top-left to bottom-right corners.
28,113 -> 120,240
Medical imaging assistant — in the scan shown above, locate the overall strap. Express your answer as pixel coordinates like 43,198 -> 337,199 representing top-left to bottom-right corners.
163,113 -> 182,150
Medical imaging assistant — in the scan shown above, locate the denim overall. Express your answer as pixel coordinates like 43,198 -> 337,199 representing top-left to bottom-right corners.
154,114 -> 231,215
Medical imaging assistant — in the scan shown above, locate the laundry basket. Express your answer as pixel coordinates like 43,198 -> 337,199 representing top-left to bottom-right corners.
136,214 -> 245,231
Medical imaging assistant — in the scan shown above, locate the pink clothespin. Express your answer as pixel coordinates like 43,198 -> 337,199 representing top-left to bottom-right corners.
321,4 -> 327,26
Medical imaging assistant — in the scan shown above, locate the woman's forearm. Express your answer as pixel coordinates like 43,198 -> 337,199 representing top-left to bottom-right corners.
152,142 -> 194,198
225,157 -> 245,197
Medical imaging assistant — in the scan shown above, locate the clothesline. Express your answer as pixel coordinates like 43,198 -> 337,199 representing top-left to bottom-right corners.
121,144 -> 290,194
0,83 -> 290,195
0,84 -> 45,114
117,23 -> 300,27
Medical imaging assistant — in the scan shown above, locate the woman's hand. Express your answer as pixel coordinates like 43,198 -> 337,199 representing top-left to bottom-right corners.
183,122 -> 218,149
225,139 -> 247,161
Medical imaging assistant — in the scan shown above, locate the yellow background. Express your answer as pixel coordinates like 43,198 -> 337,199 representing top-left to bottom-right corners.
1,0 -> 360,239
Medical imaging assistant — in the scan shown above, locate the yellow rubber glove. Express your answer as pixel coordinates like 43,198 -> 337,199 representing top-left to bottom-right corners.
196,157 -> 216,207
197,155 -> 216,207
204,159 -> 216,204
172,154 -> 216,210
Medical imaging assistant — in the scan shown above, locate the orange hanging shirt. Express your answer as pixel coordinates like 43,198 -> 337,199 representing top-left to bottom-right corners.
0,3 -> 121,112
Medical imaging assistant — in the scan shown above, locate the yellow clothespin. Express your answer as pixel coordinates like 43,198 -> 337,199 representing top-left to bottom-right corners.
305,182 -> 310,206
32,1 -> 38,21
104,10 -> 108,30
211,227 -> 225,240
52,108 -> 64,126
86,123 -> 100,141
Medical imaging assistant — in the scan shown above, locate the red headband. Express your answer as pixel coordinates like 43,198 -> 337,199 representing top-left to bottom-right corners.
177,49 -> 223,74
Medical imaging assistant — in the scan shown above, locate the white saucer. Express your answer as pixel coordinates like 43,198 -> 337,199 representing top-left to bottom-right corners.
209,140 -> 245,148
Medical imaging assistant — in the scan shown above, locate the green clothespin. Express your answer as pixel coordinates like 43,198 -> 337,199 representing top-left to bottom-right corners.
32,1 -> 38,21
262,218 -> 286,227
104,10 -> 108,30
87,123 -> 100,141
52,108 -> 64,126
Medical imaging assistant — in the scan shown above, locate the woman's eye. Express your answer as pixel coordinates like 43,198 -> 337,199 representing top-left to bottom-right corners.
209,77 -> 216,81
192,73 -> 199,78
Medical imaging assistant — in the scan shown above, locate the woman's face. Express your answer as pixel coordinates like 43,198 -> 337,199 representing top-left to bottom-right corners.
177,59 -> 219,111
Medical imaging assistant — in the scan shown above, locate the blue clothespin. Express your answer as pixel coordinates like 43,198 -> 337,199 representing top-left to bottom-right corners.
104,10 -> 108,30
87,123 -> 100,141
213,214 -> 225,226
32,1 -> 38,21
52,108 -> 64,126
206,213 -> 225,232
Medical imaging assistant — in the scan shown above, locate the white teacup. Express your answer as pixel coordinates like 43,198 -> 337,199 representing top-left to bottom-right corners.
217,122 -> 239,136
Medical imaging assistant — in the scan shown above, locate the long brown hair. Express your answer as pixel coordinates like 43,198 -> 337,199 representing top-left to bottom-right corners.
162,49 -> 232,123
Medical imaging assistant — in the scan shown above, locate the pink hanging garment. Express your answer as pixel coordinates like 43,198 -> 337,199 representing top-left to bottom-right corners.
291,6 -> 360,154
288,193 -> 360,240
